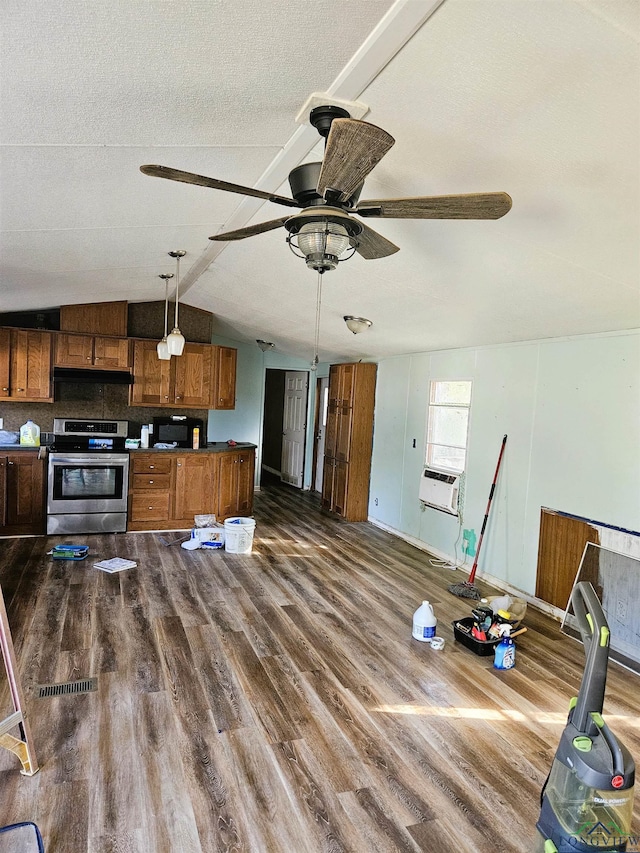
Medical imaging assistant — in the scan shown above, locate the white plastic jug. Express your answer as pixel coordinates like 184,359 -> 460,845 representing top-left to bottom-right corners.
19,419 -> 40,447
412,600 -> 436,642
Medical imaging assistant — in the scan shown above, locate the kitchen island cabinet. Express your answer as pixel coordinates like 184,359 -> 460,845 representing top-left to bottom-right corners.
127,446 -> 254,531
0,450 -> 46,536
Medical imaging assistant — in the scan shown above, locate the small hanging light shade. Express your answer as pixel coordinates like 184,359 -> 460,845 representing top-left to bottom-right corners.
166,250 -> 186,356
156,273 -> 174,360
343,315 -> 373,334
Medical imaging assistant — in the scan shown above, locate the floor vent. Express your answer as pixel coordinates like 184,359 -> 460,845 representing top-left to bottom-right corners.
36,677 -> 98,699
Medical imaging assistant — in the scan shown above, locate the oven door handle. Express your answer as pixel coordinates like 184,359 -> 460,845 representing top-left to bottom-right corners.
49,455 -> 129,466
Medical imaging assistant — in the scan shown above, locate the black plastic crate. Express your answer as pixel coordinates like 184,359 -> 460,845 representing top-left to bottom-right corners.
452,617 -> 501,656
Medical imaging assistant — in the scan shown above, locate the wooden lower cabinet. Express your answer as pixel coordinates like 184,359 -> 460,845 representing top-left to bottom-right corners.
0,452 -> 46,536
217,449 -> 255,520
127,450 -> 254,531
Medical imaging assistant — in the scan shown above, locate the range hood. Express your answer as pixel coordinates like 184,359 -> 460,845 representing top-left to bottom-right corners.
53,367 -> 133,385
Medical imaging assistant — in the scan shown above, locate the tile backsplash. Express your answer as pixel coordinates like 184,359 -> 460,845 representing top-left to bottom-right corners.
0,382 -> 208,439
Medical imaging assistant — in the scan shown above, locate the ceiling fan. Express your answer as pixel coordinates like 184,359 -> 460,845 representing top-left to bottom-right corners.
141,105 -> 512,274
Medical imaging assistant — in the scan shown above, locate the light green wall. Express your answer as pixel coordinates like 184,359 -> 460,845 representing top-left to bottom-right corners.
208,335 -> 329,488
369,330 -> 640,596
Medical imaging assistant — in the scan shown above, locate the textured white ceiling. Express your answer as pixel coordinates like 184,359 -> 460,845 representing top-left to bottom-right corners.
1,0 -> 638,363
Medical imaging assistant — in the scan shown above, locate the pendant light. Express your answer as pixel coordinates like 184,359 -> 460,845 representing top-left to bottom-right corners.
156,273 -> 174,360
166,250 -> 186,356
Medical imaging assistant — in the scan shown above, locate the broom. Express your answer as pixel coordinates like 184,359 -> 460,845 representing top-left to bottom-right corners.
448,434 -> 508,600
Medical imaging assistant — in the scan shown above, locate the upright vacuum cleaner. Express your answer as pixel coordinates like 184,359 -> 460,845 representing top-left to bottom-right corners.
536,582 -> 635,852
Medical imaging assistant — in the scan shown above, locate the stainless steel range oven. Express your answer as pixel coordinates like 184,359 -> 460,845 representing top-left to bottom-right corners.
47,418 -> 130,535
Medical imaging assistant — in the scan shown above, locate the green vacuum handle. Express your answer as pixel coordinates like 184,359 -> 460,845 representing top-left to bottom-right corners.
571,581 -> 610,734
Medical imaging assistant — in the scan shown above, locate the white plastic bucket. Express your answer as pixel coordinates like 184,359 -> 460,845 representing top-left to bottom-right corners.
224,517 -> 256,554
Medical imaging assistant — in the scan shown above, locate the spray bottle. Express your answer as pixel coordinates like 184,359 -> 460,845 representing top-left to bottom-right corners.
493,623 -> 515,670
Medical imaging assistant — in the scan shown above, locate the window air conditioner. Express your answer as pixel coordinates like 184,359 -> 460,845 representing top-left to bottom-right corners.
419,467 -> 460,514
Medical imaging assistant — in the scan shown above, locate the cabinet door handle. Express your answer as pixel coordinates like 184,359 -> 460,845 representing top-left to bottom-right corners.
17,388 -> 24,392
149,465 -> 155,469
2,387 -> 8,392
148,480 -> 154,484
8,461 -> 14,465
148,506 -> 153,510
87,356 -> 92,360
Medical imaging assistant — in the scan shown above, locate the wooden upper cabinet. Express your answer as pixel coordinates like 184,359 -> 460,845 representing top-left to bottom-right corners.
129,339 -> 220,409
54,333 -> 130,370
0,329 -> 52,402
173,343 -> 213,409
0,328 -> 10,396
213,346 -> 237,409
60,301 -> 128,337
129,339 -> 172,406
93,336 -> 130,369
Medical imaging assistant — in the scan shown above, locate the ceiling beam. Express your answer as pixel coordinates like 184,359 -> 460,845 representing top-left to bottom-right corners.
179,0 -> 447,296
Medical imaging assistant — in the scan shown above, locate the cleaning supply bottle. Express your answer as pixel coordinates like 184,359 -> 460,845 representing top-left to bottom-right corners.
140,424 -> 149,449
412,601 -> 437,642
192,427 -> 200,449
493,623 -> 515,670
19,419 -> 40,447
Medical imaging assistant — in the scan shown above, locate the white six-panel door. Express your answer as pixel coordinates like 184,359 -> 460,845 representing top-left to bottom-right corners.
281,371 -> 308,488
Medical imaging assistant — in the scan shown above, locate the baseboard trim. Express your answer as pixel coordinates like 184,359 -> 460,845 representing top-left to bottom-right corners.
367,516 -> 564,622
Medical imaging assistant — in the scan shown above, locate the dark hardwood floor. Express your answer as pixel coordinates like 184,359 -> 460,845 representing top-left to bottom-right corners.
0,480 -> 638,852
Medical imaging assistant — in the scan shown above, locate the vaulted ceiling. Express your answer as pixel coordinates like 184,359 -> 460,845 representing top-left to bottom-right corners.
1,0 -> 638,364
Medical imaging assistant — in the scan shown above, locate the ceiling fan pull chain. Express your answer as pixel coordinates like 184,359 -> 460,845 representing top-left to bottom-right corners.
312,271 -> 323,370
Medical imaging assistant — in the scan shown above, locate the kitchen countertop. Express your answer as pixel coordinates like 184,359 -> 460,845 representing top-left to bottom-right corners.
0,443 -> 256,453
131,442 -> 257,453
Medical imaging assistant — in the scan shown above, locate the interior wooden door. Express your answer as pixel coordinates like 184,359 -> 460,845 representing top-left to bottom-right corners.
535,508 -> 600,610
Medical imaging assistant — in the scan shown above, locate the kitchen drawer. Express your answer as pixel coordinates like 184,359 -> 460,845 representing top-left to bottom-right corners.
130,492 -> 170,522
132,455 -> 172,475
132,472 -> 171,491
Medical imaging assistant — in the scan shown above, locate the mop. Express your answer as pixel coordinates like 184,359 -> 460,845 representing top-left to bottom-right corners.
448,434 -> 507,600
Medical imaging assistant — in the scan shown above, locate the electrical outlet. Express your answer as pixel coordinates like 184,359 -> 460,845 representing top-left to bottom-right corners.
374,497 -> 378,506
616,598 -> 627,622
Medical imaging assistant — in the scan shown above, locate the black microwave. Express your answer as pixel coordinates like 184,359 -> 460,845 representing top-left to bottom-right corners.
153,416 -> 204,448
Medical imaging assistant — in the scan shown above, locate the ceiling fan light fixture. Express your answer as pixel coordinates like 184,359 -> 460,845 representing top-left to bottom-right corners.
167,250 -> 186,356
287,217 -> 358,273
256,339 -> 275,352
344,315 -> 373,334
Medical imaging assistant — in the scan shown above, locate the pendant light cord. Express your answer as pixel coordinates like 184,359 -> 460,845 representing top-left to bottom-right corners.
312,271 -> 323,369
163,276 -> 169,337
174,253 -> 181,327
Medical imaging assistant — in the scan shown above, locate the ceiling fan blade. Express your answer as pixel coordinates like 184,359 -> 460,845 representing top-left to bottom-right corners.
140,165 -> 300,208
355,222 -> 400,260
209,217 -> 289,242
355,192 -> 513,220
316,119 -> 395,203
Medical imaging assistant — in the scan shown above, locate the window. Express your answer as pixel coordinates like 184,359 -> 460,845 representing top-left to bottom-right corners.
426,380 -> 472,473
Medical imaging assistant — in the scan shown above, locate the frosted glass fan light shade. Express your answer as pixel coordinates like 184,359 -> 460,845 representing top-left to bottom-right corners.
344,316 -> 373,334
167,328 -> 185,356
157,337 -> 171,360
297,222 -> 350,258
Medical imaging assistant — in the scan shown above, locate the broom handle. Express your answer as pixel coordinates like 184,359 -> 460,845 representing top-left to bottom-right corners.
468,434 -> 508,584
